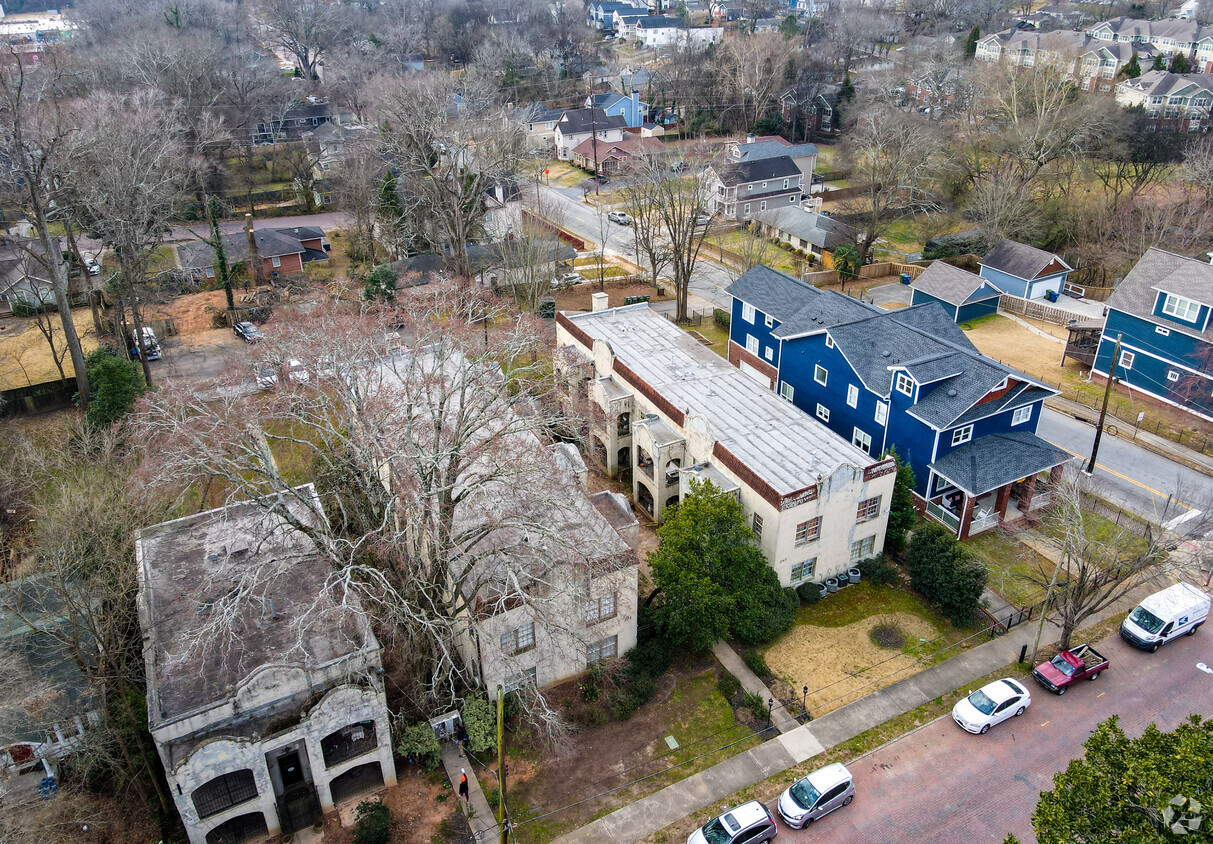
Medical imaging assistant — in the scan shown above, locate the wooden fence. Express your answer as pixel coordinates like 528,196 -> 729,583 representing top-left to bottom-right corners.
997,295 -> 1082,326
803,261 -> 924,287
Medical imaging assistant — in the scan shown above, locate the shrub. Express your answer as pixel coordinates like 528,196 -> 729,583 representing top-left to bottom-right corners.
713,307 -> 730,328
796,582 -> 822,603
717,669 -> 741,699
580,661 -> 604,702
610,632 -> 672,719
397,721 -> 441,770
732,586 -> 799,646
83,347 -> 146,428
460,692 -> 496,755
859,555 -> 899,587
742,649 -> 772,680
353,801 -> 391,844
742,691 -> 767,721
906,523 -> 989,625
364,264 -> 400,302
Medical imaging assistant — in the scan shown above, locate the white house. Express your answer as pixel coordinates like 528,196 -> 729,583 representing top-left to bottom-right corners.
553,108 -> 628,161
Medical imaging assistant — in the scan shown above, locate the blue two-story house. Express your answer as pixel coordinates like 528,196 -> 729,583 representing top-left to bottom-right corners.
978,239 -> 1073,301
727,265 -> 1072,540
1092,247 -> 1213,422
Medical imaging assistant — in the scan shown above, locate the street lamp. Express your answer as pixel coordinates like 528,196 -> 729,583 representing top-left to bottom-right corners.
766,698 -> 774,729
802,685 -> 809,718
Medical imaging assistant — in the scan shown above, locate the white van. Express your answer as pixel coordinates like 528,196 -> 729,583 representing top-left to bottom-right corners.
130,326 -> 161,361
1120,582 -> 1210,652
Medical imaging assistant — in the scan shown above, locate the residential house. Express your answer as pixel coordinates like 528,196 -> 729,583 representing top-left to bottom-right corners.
704,156 -> 804,222
305,121 -> 375,179
588,0 -> 640,29
977,239 -> 1072,301
778,85 -> 842,137
516,104 -> 567,149
136,487 -> 399,844
726,265 -> 1070,540
729,134 -> 818,185
975,28 -> 1161,92
553,108 -> 628,161
0,242 -> 53,314
177,227 -> 328,280
634,17 -> 724,47
571,136 -> 666,174
585,91 -> 648,128
0,10 -> 75,61
1085,17 -> 1213,73
253,100 -> 354,144
909,261 -> 1004,324
611,11 -> 649,39
753,206 -> 858,262
1091,247 -> 1213,421
557,299 -> 897,586
1115,70 -> 1213,132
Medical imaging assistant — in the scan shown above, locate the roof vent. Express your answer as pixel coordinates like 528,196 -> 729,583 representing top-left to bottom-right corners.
948,388 -> 958,397
881,350 -> 890,358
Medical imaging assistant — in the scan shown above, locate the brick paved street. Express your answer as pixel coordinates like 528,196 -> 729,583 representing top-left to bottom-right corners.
778,630 -> 1213,843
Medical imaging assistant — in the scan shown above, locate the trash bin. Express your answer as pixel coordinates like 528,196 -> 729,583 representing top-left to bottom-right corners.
900,272 -> 912,285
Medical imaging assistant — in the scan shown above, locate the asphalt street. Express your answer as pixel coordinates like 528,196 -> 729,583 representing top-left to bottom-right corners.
777,629 -> 1213,843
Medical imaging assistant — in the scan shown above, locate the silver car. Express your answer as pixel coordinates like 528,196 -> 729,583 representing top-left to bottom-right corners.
777,762 -> 854,829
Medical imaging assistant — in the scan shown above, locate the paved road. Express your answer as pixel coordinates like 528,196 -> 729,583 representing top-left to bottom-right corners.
778,629 -> 1213,843
1037,408 -> 1207,532
167,210 -> 352,244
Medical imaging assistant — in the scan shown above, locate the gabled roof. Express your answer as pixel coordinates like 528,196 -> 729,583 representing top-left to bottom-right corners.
556,108 -> 628,136
911,261 -> 1002,306
930,431 -> 1072,497
1117,70 -> 1213,99
637,14 -> 686,28
1105,247 -> 1213,342
272,225 -> 325,242
980,238 -> 1071,281
570,136 -> 665,160
733,138 -> 819,162
711,155 -> 800,186
755,207 -> 858,250
727,264 -> 838,323
177,229 -> 305,269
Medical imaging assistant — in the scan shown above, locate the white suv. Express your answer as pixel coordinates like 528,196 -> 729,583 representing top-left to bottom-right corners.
777,763 -> 854,829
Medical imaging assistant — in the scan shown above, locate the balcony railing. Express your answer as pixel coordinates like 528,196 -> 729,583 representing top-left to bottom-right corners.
322,723 -> 378,769
969,511 -> 1000,536
926,500 -> 961,533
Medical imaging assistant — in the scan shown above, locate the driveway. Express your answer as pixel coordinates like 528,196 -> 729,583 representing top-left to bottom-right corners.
778,629 -> 1213,843
866,281 -> 912,309
160,329 -> 248,384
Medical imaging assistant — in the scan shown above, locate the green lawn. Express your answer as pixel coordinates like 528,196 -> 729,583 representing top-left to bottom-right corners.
967,531 -> 1053,609
1040,509 -> 1151,559
683,319 -> 730,358
707,230 -> 803,276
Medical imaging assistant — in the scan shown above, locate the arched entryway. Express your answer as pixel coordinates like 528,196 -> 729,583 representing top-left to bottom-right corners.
205,812 -> 269,844
636,482 -> 654,516
329,761 -> 385,806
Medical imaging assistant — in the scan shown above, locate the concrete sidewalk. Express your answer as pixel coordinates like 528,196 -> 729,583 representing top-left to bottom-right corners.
712,642 -> 798,735
440,743 -> 498,842
552,586 -> 1162,844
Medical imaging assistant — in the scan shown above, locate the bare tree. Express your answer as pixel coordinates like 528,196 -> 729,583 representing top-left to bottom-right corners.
132,290 -> 614,722
1177,134 -> 1213,200
261,0 -> 346,79
622,190 -> 673,289
721,32 -> 793,130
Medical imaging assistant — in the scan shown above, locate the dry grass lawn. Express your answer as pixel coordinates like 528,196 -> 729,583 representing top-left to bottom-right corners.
0,309 -> 100,391
765,612 -> 938,717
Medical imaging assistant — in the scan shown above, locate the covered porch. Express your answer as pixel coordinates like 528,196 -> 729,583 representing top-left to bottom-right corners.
921,431 -> 1072,540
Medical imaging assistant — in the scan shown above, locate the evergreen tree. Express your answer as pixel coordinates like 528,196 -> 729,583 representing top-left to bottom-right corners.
83,347 -> 146,428
965,25 -> 980,57
1170,51 -> 1190,73
1121,51 -> 1142,79
883,449 -> 917,555
1152,53 -> 1167,71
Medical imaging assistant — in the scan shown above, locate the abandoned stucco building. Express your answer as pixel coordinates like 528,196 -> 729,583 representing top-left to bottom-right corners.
136,486 -> 396,844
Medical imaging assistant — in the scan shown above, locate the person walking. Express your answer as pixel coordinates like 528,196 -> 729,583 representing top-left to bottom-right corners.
458,768 -> 470,803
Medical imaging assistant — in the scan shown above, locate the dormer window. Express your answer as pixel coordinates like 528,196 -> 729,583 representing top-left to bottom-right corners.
1162,293 -> 1201,322
895,372 -> 914,396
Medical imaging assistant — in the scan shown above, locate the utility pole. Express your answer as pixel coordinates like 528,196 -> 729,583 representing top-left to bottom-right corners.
590,105 -> 600,196
497,684 -> 507,844
1086,332 -> 1122,475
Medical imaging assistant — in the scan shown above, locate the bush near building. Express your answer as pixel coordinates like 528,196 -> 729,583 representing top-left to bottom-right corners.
905,522 -> 988,625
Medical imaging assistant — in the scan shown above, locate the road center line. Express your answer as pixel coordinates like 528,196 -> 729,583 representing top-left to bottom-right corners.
1045,442 -> 1193,510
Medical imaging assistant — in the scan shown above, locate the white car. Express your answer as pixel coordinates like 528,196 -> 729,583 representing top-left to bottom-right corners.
608,210 -> 632,225
551,272 -> 583,289
952,678 -> 1031,734
687,801 -> 776,844
777,762 -> 854,829
85,258 -> 101,276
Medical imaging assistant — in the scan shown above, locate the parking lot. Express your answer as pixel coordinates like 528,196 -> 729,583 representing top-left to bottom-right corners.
158,327 -> 248,385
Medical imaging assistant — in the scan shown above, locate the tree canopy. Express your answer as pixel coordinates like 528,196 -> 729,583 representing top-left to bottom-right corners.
83,347 -> 146,428
905,521 -> 987,625
648,481 -> 797,651
884,449 -> 917,555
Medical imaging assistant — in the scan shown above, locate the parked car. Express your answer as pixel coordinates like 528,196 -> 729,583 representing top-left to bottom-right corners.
608,210 -> 632,226
255,367 -> 278,390
233,321 -> 264,343
695,215 -> 712,227
129,327 -> 161,361
952,678 -> 1031,734
1120,582 -> 1209,652
777,763 -> 853,829
84,258 -> 101,276
551,272 -> 583,289
687,801 -> 777,844
1032,644 -> 1109,694
284,358 -> 310,384
590,174 -> 609,185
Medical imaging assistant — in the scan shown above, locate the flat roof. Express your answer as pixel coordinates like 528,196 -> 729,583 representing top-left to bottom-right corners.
561,305 -> 878,495
137,486 -> 372,724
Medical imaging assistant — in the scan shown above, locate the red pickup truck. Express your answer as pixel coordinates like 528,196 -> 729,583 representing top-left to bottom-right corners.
1032,644 -> 1109,695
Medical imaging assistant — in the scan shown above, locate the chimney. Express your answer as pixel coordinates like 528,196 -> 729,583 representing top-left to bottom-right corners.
631,89 -> 641,128
746,132 -> 756,144
245,214 -> 267,286
591,291 -> 610,312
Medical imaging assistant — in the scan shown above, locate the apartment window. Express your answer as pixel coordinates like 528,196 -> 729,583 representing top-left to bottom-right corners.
852,427 -> 872,454
584,592 -> 617,624
826,336 -> 835,349
271,256 -> 282,268
1167,370 -> 1181,382
501,622 -> 535,655
846,384 -> 859,408
875,401 -> 888,426
587,635 -> 618,662
780,381 -> 794,401
752,513 -> 763,541
790,558 -> 817,583
816,403 -> 830,422
795,516 -> 821,545
744,203 -> 751,215
814,364 -> 828,385
1011,405 -> 1032,426
856,495 -> 881,522
951,425 -> 974,446
745,334 -> 759,355
742,302 -> 756,323
895,373 -> 914,396
1156,326 -> 1171,336
764,347 -> 773,361
192,770 -> 258,819
505,667 -> 537,692
1162,293 -> 1201,322
765,314 -> 774,328
205,266 -> 216,279
850,535 -> 876,563
783,178 -> 789,189
1119,350 -> 1135,370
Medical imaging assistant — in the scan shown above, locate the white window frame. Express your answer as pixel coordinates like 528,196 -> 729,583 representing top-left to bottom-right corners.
780,381 -> 794,401
1155,326 -> 1170,336
816,403 -> 830,422
205,266 -> 216,279
742,302 -> 756,323
875,401 -> 888,426
1162,293 -> 1201,322
271,256 -> 282,268
764,347 -> 773,361
852,427 -> 872,453
1011,405 -> 1032,426
790,558 -> 816,583
1119,350 -> 1135,370
765,314 -> 774,328
789,195 -> 797,203
849,535 -> 875,563
895,372 -> 914,396
1167,370 -> 1180,382
826,336 -> 835,349
846,384 -> 858,408
745,334 -> 759,355
794,516 -> 821,546
743,203 -> 751,215
814,364 -> 828,386
584,592 -> 618,625
501,622 -> 535,655
760,200 -> 767,211
951,425 -> 974,446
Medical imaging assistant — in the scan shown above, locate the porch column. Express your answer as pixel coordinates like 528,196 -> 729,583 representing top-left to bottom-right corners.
958,494 -> 977,541
995,484 -> 1012,519
1018,475 -> 1038,514
1049,465 -> 1063,485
